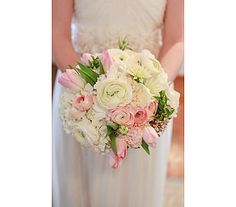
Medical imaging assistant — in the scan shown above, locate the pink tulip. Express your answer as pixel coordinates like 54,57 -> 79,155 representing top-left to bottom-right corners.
74,95 -> 93,112
80,53 -> 93,66
147,100 -> 158,121
58,69 -> 85,91
109,151 -> 122,169
101,50 -> 112,71
143,126 -> 159,148
133,108 -> 148,126
116,138 -> 127,159
108,107 -> 134,126
109,137 -> 127,169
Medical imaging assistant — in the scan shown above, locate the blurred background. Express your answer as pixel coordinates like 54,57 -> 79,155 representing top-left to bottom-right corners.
52,64 -> 184,207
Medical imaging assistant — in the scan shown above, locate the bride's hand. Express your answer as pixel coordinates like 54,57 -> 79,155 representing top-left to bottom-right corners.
53,0 -> 80,71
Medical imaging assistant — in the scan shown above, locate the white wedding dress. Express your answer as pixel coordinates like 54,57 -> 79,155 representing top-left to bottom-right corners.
53,0 -> 173,206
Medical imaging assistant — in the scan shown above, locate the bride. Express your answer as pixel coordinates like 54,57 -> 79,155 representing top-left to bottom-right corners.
52,0 -> 183,206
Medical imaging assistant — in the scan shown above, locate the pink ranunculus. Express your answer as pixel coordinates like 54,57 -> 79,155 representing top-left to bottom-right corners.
124,127 -> 143,148
101,50 -> 112,71
147,100 -> 158,121
116,137 -> 127,159
80,53 -> 93,66
133,107 -> 148,126
74,95 -> 93,112
58,69 -> 85,91
143,125 -> 159,148
109,151 -> 122,169
108,107 -> 134,127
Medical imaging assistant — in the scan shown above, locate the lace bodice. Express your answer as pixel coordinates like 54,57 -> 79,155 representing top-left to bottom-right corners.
72,0 -> 167,55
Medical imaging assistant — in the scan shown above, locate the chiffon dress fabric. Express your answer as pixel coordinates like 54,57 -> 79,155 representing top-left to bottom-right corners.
53,0 -> 173,206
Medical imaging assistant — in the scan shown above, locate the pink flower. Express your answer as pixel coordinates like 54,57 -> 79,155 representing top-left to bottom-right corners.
73,95 -> 93,112
108,107 -> 134,126
80,53 -> 93,66
109,137 -> 127,169
143,125 -> 159,148
116,137 -> 127,159
133,108 -> 148,126
124,127 -> 143,148
58,69 -> 85,91
101,50 -> 112,71
147,100 -> 158,121
109,151 -> 122,169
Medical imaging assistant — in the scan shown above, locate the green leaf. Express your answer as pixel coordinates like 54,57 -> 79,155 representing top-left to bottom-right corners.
107,125 -> 117,153
141,139 -> 150,155
98,59 -> 105,75
107,122 -> 119,130
154,90 -> 175,121
75,68 -> 95,86
75,63 -> 100,86
118,36 -> 133,51
78,63 -> 99,82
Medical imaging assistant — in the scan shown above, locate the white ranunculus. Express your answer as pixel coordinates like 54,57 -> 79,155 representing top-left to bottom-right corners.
95,79 -> 133,109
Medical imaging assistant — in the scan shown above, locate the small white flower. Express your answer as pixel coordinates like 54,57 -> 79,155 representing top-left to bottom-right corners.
127,65 -> 152,83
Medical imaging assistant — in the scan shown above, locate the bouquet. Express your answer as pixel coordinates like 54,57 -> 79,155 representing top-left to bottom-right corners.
58,40 -> 180,168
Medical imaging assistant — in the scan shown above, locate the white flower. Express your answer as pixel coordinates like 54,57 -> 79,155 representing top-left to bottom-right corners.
76,118 -> 99,145
131,82 -> 152,107
140,50 -> 162,73
145,72 -> 169,95
127,65 -> 152,83
166,84 -> 180,111
95,79 -> 133,109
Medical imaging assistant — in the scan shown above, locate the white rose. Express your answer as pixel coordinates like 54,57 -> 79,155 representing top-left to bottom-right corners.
166,84 -> 180,111
145,71 -> 169,95
95,79 -> 132,109
140,49 -> 162,73
131,82 -> 152,107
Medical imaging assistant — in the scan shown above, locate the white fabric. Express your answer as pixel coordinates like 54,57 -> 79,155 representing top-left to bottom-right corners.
72,0 -> 166,54
53,0 -> 173,207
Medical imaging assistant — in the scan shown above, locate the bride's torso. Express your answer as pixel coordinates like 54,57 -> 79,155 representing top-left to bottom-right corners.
72,0 -> 167,54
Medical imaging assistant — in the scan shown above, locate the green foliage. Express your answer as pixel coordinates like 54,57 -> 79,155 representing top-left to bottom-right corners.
154,90 -> 175,121
107,125 -> 118,153
88,56 -> 105,75
141,139 -> 150,155
118,37 -> 133,51
74,56 -> 105,86
75,63 -> 99,86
